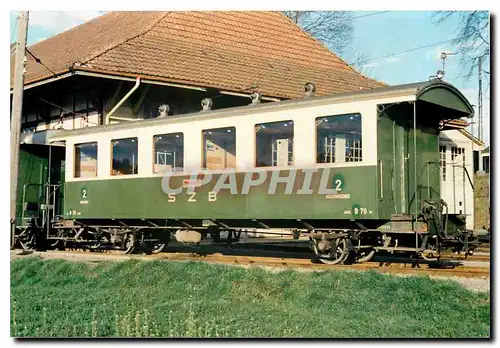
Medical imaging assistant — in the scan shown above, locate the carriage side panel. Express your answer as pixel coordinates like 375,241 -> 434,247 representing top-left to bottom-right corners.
63,167 -> 379,221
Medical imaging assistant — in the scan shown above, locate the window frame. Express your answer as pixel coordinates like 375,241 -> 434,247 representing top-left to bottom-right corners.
152,132 -> 184,174
74,141 -> 98,178
202,126 -> 237,170
315,113 -> 363,165
110,137 -> 139,176
254,120 -> 295,168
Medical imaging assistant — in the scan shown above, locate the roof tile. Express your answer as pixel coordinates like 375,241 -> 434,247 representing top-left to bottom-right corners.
13,11 -> 385,98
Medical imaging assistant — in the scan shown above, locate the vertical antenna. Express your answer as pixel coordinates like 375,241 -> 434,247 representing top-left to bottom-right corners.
440,51 -> 457,78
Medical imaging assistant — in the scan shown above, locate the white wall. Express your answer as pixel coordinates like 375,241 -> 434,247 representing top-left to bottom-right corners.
59,96 -> 414,183
439,129 -> 475,230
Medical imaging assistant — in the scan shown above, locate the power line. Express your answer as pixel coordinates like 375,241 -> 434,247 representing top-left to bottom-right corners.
447,72 -> 479,81
350,37 -> 461,65
290,10 -> 389,25
26,48 -> 57,77
447,68 -> 491,82
342,11 -> 390,23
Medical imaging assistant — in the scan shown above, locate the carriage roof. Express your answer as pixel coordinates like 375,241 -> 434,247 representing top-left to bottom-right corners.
46,79 -> 473,142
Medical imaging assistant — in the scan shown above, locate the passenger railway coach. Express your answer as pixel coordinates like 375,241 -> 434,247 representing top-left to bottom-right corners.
14,80 -> 480,264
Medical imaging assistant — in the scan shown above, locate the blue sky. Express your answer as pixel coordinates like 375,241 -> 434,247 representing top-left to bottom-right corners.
341,11 -> 490,145
10,10 -> 490,144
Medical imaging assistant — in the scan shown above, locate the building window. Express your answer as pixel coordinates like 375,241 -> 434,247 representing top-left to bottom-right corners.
255,120 -> 294,167
461,148 -> 465,169
111,137 -> 138,175
153,133 -> 184,173
316,114 -> 362,163
451,146 -> 465,163
473,150 -> 479,172
439,145 -> 447,181
202,127 -> 236,170
75,142 -> 98,178
483,155 -> 490,173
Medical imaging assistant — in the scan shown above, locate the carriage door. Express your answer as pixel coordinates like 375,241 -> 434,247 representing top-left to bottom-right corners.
49,143 -> 66,220
451,146 -> 466,214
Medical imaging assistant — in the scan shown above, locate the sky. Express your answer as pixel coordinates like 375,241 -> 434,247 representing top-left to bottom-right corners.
340,11 -> 490,145
9,10 -> 491,145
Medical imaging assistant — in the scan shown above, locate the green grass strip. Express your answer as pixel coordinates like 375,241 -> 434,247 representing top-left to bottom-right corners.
11,257 -> 490,338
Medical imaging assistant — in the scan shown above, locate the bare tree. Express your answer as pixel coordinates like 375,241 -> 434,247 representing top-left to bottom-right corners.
350,50 -> 372,75
433,11 -> 489,79
283,11 -> 353,54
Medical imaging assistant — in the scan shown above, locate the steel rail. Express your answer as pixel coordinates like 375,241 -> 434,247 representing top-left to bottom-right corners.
12,249 -> 490,279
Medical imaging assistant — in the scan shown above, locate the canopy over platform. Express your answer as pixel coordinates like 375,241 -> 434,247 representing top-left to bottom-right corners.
367,79 -> 474,129
415,80 -> 474,119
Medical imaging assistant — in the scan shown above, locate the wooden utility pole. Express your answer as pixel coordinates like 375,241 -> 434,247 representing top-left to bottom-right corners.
478,56 -> 483,141
10,11 -> 29,247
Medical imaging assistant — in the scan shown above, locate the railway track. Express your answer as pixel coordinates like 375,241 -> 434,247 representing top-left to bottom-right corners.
476,247 -> 491,253
441,253 -> 490,262
236,241 -> 491,263
151,252 -> 490,279
12,248 -> 490,279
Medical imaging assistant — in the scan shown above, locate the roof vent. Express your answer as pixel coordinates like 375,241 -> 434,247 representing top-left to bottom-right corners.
250,92 -> 262,104
304,82 -> 316,97
201,98 -> 213,111
158,104 -> 170,117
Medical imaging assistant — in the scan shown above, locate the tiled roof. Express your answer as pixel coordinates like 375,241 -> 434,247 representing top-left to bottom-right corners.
12,11 -> 385,99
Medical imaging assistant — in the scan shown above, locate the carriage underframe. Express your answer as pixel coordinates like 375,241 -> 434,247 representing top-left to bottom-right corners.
14,216 -> 478,265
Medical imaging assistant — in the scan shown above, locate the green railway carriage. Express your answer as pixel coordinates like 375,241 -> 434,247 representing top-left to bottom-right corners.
14,80 -> 479,263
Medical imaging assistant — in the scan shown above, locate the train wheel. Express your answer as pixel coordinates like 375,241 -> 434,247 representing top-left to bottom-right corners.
47,228 -> 66,250
421,250 -> 439,262
19,234 -> 36,251
18,227 -> 36,251
356,249 -> 376,263
421,243 -> 440,262
89,243 -> 105,253
150,243 -> 166,254
312,237 -> 351,265
49,240 -> 64,250
123,233 -> 136,254
151,232 -> 170,254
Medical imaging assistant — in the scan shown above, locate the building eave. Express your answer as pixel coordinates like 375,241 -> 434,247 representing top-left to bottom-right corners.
11,67 -> 282,102
458,128 -> 485,147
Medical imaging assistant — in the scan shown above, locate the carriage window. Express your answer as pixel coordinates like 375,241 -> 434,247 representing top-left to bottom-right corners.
74,142 -> 97,178
316,114 -> 362,163
203,127 -> 236,169
439,146 -> 447,181
111,137 -> 138,175
153,133 -> 184,173
255,120 -> 294,167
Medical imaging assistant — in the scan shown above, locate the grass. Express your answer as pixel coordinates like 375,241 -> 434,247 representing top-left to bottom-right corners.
11,257 -> 490,338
